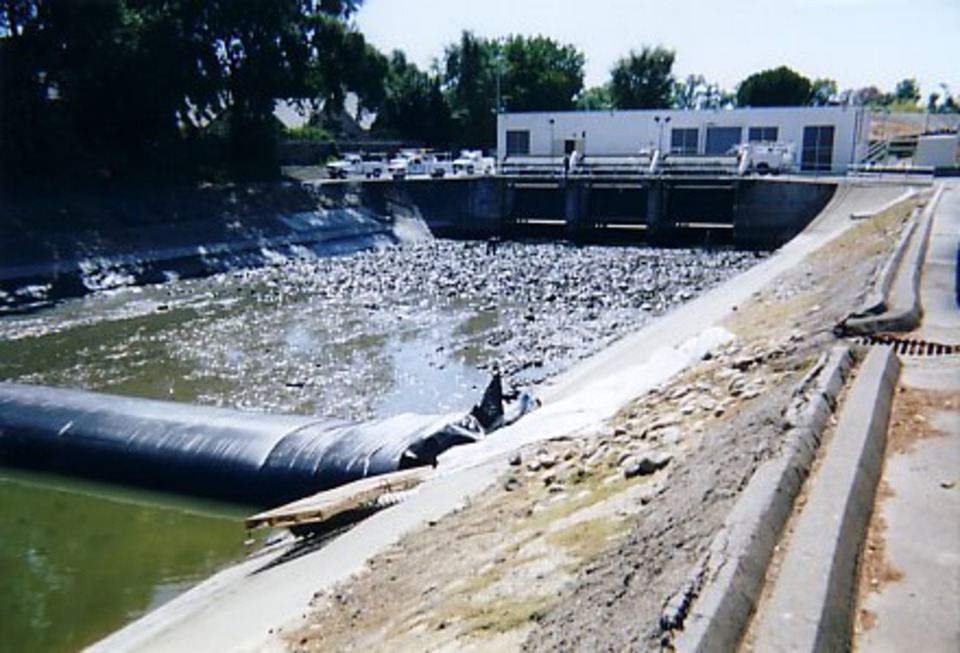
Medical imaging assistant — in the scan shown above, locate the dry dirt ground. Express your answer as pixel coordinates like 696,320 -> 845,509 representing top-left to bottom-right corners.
280,193 -> 926,652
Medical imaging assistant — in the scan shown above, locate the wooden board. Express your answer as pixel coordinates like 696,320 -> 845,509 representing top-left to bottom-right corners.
245,467 -> 432,531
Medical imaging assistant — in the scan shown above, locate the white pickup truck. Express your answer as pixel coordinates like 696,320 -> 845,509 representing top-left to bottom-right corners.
326,153 -> 387,180
388,151 -> 453,179
452,149 -> 496,176
737,142 -> 796,175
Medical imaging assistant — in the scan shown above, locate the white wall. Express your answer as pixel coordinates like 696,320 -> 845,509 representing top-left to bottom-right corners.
498,106 -> 869,172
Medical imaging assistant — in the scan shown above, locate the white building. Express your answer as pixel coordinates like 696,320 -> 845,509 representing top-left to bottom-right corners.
497,106 -> 871,173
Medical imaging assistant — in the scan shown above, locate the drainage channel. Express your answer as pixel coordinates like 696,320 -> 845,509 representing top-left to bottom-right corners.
854,333 -> 958,357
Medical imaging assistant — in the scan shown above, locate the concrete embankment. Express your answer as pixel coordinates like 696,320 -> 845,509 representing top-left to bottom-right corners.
0,183 -> 412,312
751,346 -> 901,652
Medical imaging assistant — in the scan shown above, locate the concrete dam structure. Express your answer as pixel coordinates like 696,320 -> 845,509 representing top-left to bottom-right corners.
387,175 -> 838,248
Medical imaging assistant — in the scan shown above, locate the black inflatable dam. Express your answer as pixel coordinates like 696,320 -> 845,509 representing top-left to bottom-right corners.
0,382 -> 498,507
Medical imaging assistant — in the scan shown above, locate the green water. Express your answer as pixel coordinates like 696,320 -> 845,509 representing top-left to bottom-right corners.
0,469 -> 249,653
0,257 -> 500,652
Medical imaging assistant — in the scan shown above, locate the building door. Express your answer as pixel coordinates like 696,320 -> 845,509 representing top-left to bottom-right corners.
705,127 -> 742,155
801,125 -> 835,172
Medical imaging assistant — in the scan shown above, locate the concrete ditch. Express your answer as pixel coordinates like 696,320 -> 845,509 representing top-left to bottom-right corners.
839,185 -> 944,335
751,346 -> 901,652
80,180 -> 920,652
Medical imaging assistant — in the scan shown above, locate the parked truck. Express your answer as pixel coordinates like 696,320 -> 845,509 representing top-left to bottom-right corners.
737,142 -> 796,175
388,151 -> 454,179
452,150 -> 497,176
326,153 -> 387,179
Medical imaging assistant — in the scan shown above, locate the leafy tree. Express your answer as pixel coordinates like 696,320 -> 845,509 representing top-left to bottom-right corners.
810,77 -> 838,106
442,31 -> 585,149
736,66 -> 812,107
0,0 -> 376,192
500,34 -> 584,111
672,74 -> 707,109
936,84 -> 960,114
576,85 -> 613,110
372,51 -> 451,146
852,85 -> 894,107
442,31 -> 498,149
608,46 -> 675,109
894,78 -> 921,106
671,74 -> 731,110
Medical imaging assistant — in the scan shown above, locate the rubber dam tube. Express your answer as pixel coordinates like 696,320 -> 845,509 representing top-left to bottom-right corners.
0,380 -> 529,507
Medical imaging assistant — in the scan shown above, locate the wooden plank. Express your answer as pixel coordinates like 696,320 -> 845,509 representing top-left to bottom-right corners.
244,467 -> 432,531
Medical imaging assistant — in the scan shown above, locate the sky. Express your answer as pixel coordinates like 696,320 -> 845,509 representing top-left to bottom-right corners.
355,0 -> 960,99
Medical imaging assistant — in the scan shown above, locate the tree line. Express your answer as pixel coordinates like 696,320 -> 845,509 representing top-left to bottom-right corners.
2,1 -> 955,196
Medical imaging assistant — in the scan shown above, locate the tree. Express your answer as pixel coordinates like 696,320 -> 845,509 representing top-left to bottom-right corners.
936,84 -> 960,114
736,66 -> 812,107
1,0 -> 209,188
672,74 -> 707,109
894,78 -> 921,107
810,77 -> 838,106
372,51 -> 451,146
671,74 -> 731,110
576,85 -> 613,110
852,85 -> 894,107
608,46 -> 675,109
442,31 -> 498,149
441,31 -> 585,149
0,0 -> 378,191
500,35 -> 584,112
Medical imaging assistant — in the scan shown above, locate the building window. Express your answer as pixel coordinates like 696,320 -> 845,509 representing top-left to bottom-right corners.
505,130 -> 530,156
801,125 -> 835,172
670,128 -> 698,155
748,126 -> 779,143
705,126 -> 742,155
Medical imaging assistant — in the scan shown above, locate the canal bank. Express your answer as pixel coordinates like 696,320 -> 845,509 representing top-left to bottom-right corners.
87,179 -> 928,652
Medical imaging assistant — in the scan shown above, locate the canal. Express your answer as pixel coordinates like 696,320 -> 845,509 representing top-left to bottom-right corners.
0,238 -> 766,651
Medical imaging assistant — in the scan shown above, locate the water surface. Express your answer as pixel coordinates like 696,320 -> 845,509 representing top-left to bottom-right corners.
0,468 -> 248,653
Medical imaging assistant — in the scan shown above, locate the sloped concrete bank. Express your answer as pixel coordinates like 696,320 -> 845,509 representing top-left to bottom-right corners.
839,184 -> 945,334
663,345 -> 857,651
0,183 -> 415,313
